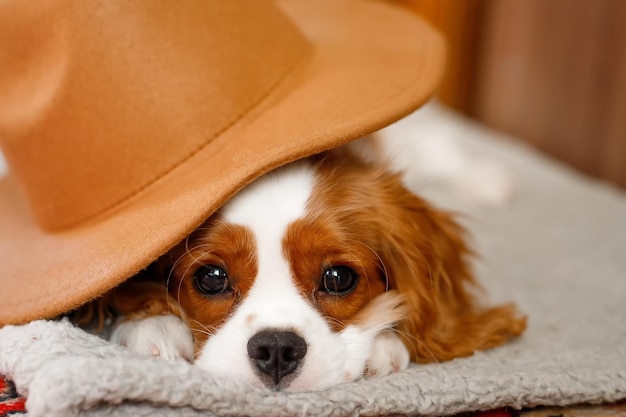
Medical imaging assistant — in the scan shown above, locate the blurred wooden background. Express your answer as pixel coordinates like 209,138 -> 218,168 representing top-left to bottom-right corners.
392,0 -> 626,189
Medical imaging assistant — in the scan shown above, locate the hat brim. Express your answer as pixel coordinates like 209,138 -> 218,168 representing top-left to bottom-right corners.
0,0 -> 444,325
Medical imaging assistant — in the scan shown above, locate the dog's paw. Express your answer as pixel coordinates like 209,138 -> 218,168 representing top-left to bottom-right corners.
364,330 -> 410,377
110,314 -> 194,361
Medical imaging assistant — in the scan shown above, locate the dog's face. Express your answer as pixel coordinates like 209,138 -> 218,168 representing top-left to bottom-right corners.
158,149 -> 525,392
167,155 -> 406,391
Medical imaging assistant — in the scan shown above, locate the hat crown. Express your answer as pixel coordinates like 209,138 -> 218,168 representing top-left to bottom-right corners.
0,0 -> 310,231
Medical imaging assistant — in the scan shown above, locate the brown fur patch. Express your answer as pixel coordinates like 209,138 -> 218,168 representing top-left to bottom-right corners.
283,216 -> 388,331
164,217 -> 258,352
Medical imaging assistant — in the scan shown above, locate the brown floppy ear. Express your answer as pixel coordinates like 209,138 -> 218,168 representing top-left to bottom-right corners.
375,177 -> 526,363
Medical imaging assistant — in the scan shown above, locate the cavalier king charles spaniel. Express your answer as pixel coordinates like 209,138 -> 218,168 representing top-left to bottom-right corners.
74,143 -> 525,392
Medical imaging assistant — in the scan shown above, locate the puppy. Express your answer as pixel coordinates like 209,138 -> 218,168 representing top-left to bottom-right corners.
74,146 -> 525,392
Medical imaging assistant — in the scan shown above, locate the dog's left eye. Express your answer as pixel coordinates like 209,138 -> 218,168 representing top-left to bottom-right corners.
320,266 -> 358,295
193,265 -> 230,295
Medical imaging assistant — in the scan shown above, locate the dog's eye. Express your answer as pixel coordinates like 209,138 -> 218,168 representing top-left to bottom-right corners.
193,265 -> 230,295
320,266 -> 358,295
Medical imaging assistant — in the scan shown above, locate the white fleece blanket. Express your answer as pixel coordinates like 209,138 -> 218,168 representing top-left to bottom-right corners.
1,105 -> 625,416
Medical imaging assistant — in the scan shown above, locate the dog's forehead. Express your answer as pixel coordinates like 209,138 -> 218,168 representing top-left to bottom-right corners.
220,161 -> 316,229
216,161 -> 320,324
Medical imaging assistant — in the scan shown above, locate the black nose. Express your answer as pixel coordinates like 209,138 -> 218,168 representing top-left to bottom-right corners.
247,330 -> 307,386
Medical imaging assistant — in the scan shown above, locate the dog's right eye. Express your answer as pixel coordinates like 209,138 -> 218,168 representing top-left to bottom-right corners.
193,265 -> 230,295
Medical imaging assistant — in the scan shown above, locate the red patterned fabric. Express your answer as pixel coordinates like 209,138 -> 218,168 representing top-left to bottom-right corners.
0,376 -> 25,416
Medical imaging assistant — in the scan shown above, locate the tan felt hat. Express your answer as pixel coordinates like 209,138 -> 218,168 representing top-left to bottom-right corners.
0,0 -> 444,325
